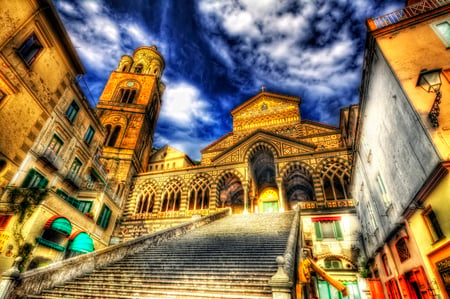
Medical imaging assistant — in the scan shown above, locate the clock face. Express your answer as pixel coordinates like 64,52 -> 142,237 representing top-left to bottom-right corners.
126,81 -> 135,87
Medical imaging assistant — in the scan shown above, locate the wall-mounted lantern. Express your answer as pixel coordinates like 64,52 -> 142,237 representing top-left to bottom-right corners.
416,68 -> 442,127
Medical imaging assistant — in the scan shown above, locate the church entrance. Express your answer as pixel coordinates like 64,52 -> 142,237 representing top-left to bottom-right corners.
259,188 -> 279,213
248,144 -> 278,212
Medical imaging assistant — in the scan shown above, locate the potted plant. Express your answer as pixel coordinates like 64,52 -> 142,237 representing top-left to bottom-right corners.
85,212 -> 94,219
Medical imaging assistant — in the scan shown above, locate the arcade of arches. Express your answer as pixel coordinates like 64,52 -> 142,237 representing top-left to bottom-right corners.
116,91 -> 356,240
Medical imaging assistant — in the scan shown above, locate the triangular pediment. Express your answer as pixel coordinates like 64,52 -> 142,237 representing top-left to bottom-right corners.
211,129 -> 316,164
299,120 -> 340,137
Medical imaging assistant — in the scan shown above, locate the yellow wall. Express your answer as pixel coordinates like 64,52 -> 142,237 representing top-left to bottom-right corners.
409,173 -> 450,299
377,14 -> 450,159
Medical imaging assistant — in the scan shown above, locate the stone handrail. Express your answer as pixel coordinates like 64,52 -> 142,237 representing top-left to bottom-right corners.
269,207 -> 300,298
2,208 -> 231,299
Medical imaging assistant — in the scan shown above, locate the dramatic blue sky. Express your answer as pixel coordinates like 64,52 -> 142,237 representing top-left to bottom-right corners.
54,0 -> 404,160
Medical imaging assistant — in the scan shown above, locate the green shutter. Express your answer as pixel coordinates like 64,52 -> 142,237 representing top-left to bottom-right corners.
22,169 -> 36,187
314,222 -> 323,240
334,221 -> 343,240
39,177 -> 49,188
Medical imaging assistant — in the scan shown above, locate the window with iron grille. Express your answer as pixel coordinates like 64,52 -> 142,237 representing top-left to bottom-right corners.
395,238 -> 410,263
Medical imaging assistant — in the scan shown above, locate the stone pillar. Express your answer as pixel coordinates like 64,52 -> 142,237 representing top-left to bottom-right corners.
269,256 -> 293,299
243,181 -> 249,214
276,178 -> 285,212
209,183 -> 218,212
0,257 -> 21,299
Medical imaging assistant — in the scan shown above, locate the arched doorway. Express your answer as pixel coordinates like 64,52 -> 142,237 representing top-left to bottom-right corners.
283,164 -> 314,210
259,187 -> 279,213
248,143 -> 278,212
217,172 -> 244,214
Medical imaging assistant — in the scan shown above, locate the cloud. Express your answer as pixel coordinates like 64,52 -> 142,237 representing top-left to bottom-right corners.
159,81 -> 214,128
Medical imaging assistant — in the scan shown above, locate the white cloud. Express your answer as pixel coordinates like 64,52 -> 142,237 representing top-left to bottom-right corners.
159,81 -> 214,128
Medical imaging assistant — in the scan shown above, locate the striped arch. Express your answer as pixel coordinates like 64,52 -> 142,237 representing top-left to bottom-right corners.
281,162 -> 316,207
315,157 -> 351,201
127,179 -> 159,216
280,161 -> 314,179
244,141 -> 279,164
187,173 -> 213,211
159,177 -> 185,212
215,169 -> 245,212
316,253 -> 357,270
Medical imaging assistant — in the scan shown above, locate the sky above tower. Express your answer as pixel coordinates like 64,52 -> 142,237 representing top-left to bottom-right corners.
54,0 -> 403,161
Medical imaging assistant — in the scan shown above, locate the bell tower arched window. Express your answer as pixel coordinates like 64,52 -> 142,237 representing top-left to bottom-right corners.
116,88 -> 137,104
134,64 -> 143,73
106,126 -> 121,147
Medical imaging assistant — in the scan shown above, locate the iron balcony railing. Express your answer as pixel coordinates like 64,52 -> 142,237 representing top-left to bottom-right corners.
368,0 -> 450,30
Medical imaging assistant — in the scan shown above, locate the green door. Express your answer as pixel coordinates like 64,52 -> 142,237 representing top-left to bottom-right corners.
263,201 -> 278,213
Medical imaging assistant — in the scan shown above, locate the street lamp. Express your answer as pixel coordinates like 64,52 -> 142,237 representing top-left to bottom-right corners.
416,68 -> 442,127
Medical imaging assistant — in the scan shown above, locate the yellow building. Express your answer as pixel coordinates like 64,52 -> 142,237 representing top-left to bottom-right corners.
0,0 -> 85,190
353,1 -> 450,298
0,0 -> 121,273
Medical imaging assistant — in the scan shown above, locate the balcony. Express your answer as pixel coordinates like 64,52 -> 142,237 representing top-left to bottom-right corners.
64,170 -> 82,189
38,148 -> 63,171
91,156 -> 109,180
81,181 -> 121,207
367,0 -> 450,30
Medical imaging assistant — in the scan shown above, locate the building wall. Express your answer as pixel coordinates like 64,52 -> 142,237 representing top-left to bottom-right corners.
0,0 -> 84,189
353,43 -> 440,257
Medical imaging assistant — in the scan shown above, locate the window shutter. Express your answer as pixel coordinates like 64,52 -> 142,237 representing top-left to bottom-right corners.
397,276 -> 411,299
412,267 -> 432,298
21,169 -> 36,187
39,177 -> 49,188
314,222 -> 323,240
334,221 -> 344,240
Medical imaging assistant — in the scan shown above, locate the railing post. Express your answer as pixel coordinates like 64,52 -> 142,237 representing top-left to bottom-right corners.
269,256 -> 293,299
0,257 -> 22,299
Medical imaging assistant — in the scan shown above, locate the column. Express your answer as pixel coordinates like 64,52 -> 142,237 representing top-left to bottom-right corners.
276,178 -> 285,212
243,181 -> 249,214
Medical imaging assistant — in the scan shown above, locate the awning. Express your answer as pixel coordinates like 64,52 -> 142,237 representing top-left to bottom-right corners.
68,231 -> 94,253
44,215 -> 72,236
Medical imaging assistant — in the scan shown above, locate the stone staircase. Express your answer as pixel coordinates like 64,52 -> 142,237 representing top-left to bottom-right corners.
28,211 -> 296,299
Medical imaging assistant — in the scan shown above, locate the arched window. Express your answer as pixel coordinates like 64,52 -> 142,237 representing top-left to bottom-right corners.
320,162 -> 350,200
134,64 -> 143,73
106,126 -> 121,147
104,124 -> 112,145
324,257 -> 342,269
135,193 -> 155,214
188,177 -> 210,210
116,88 -> 137,104
161,180 -> 182,212
395,238 -> 410,263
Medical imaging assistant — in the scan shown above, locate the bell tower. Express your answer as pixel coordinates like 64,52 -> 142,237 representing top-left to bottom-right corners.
96,46 -> 165,191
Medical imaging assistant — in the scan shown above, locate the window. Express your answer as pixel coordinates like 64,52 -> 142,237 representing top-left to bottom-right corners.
422,207 -> 444,242
318,281 -> 360,299
17,33 -> 43,66
367,202 -> 377,231
105,126 -> 121,147
67,158 -> 82,181
188,177 -> 210,210
376,175 -> 390,207
135,192 -> 155,214
97,204 -> 112,229
0,215 -> 11,229
21,169 -> 48,188
84,126 -> 95,145
78,200 -> 93,213
312,217 -> 343,240
382,254 -> 392,276
320,162 -> 350,200
56,189 -> 79,209
0,89 -> 6,104
324,258 -> 343,269
65,101 -> 79,123
395,238 -> 410,263
134,64 -> 143,73
161,180 -> 182,212
385,278 -> 402,299
432,18 -> 450,47
48,135 -> 63,154
116,88 -> 137,104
